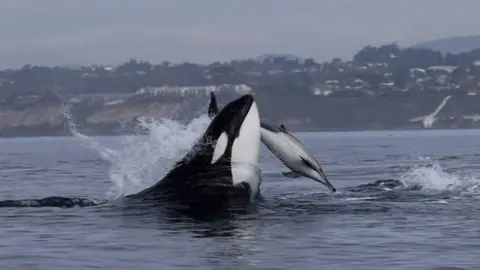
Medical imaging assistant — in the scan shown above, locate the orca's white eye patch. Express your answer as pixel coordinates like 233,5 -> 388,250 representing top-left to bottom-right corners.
211,132 -> 228,164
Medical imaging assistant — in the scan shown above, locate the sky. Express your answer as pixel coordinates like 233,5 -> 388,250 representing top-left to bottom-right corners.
1,0 -> 480,68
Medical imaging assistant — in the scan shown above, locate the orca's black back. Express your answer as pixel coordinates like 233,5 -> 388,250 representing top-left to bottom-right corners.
129,164 -> 252,211
128,135 -> 252,211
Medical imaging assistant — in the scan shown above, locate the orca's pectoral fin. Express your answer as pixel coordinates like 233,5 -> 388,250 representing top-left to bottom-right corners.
282,171 -> 303,178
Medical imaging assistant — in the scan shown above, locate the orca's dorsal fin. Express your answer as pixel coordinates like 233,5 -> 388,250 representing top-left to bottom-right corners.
208,92 -> 218,117
279,124 -> 287,132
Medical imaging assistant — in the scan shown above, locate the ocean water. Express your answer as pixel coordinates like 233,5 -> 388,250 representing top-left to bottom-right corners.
1,112 -> 480,269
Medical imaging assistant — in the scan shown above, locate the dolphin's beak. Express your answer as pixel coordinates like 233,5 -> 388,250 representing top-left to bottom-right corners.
315,168 -> 336,192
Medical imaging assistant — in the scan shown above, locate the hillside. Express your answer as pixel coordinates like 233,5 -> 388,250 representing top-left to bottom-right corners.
1,42 -> 480,137
412,35 -> 480,54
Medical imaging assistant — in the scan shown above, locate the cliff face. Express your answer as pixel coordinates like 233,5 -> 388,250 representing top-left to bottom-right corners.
86,103 -> 181,124
0,95 -> 210,137
0,91 -> 480,137
0,102 -> 66,136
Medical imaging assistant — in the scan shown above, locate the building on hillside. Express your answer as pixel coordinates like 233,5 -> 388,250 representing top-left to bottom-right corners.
68,93 -> 133,104
134,84 -> 252,97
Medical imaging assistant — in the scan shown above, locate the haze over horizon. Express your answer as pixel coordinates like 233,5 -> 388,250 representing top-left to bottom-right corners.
1,0 -> 480,69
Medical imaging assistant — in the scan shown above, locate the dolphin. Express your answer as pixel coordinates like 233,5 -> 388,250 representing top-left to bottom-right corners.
260,122 -> 336,192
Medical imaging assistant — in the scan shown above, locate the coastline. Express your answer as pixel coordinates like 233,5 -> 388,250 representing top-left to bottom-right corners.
1,126 -> 479,139
1,91 -> 480,138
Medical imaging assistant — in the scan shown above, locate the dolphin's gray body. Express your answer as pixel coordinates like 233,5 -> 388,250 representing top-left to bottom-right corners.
207,92 -> 336,192
259,122 -> 336,192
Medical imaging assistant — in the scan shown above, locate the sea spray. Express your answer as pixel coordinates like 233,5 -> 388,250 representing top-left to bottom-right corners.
60,103 -> 212,199
400,161 -> 480,195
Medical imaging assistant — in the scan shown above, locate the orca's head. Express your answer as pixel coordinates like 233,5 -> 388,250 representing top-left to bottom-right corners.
181,94 -> 260,172
207,94 -> 260,167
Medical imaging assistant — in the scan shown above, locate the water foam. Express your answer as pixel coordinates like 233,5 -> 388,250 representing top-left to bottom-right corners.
399,162 -> 480,195
60,103 -> 211,200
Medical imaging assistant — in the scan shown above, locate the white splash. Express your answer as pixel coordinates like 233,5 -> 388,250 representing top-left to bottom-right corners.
60,103 -> 211,199
399,162 -> 480,195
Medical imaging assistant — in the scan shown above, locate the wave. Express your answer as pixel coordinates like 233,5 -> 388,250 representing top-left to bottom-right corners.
60,103 -> 212,199
2,163 -> 478,209
347,162 -> 480,194
339,161 -> 480,205
400,162 -> 480,195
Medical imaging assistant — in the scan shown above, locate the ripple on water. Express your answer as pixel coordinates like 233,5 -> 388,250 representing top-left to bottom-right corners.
2,120 -> 480,268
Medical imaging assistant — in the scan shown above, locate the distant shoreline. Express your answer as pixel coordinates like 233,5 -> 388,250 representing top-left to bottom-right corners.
1,126 -> 479,140
2,42 -> 480,138
1,87 -> 480,138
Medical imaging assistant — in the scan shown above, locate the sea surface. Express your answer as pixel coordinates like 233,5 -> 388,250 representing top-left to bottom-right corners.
1,115 -> 480,269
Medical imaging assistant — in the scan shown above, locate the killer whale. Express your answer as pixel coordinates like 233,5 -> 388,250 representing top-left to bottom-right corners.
207,92 -> 336,192
129,94 -> 261,210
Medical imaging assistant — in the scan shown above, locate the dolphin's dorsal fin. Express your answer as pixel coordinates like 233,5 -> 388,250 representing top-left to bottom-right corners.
208,92 -> 218,117
260,122 -> 277,132
300,156 -> 317,171
279,124 -> 287,132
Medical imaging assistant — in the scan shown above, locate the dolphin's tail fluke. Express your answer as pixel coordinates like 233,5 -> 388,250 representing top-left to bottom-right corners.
208,92 -> 218,117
